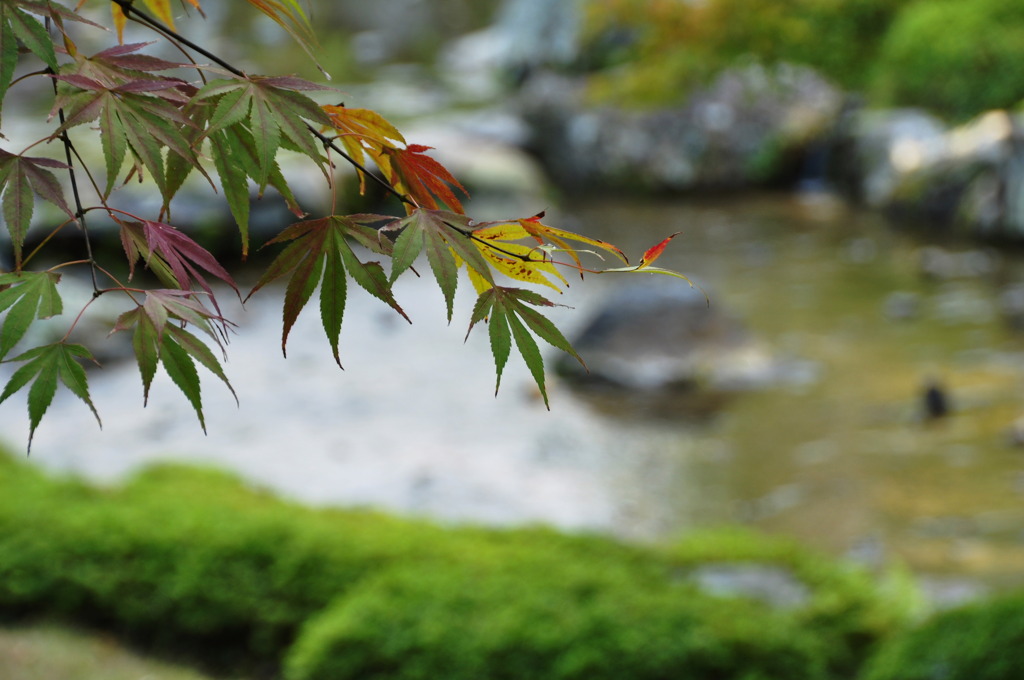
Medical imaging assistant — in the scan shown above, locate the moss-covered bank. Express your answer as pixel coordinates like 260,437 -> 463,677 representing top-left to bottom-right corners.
0,452 -> 916,678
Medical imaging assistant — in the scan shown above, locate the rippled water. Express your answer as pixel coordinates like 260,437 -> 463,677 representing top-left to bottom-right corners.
8,192 -> 1024,595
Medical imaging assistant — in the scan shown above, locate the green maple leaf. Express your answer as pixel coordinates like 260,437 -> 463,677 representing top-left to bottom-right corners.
0,150 -> 75,267
383,209 -> 495,322
0,2 -> 60,112
193,74 -> 333,189
0,270 -> 62,361
466,286 -> 583,409
205,122 -> 305,258
248,215 -> 409,367
0,341 -> 100,450
111,290 -> 236,432
50,72 -> 202,201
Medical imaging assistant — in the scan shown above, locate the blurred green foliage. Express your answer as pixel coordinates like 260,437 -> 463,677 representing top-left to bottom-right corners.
581,0 -> 912,108
861,591 -> 1024,680
581,0 -> 1024,121
0,452 -> 913,678
870,0 -> 1024,121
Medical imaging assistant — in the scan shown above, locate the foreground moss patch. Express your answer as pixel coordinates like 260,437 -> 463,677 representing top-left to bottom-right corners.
0,453 -> 913,678
863,591 -> 1024,680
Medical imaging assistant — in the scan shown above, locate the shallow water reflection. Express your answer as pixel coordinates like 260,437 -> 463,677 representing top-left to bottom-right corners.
9,193 -> 1024,595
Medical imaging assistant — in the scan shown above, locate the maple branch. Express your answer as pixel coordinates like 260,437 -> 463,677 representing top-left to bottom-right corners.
112,0 -> 245,78
440,218 -> 543,264
49,72 -> 99,295
313,127 -> 414,207
114,0 -> 415,209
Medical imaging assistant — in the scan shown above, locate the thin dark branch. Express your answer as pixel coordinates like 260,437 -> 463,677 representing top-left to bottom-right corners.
114,0 -> 415,208
48,68 -> 99,293
314,126 -> 414,207
440,218 -> 543,264
112,0 -> 245,78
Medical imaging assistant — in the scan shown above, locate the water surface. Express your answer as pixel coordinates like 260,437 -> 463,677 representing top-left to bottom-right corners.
8,192 -> 1024,595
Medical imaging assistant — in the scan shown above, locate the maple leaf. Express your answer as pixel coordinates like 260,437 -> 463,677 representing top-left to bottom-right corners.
50,71 -> 203,200
243,0 -> 324,76
192,75 -> 334,189
118,218 -> 238,319
103,0 -> 202,41
0,150 -> 75,267
466,286 -> 583,408
383,209 -> 494,322
380,144 -> 468,213
599,232 -> 704,296
0,2 -> 59,111
517,212 -> 628,273
201,121 -> 305,257
468,220 -> 570,294
68,42 -> 187,88
0,341 -> 100,450
0,270 -> 62,361
322,105 -> 404,193
111,289 -> 236,432
248,215 -> 409,366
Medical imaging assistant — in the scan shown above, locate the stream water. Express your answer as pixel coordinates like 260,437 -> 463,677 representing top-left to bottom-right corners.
7,192 -> 1024,598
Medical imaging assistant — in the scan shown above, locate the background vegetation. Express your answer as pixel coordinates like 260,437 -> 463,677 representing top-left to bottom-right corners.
580,0 -> 1024,120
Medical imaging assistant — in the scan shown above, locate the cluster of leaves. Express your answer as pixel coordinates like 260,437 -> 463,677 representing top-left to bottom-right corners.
0,0 -> 687,449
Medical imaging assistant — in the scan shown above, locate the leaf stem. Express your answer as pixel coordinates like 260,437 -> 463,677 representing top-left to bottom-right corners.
21,218 -> 76,268
59,294 -> 97,343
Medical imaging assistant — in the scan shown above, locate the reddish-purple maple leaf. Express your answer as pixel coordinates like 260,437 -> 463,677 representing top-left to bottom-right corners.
119,218 -> 239,315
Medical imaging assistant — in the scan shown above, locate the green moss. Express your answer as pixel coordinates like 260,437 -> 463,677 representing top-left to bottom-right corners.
862,592 -> 1024,680
0,453 -> 914,677
659,528 -> 922,677
285,564 -> 827,680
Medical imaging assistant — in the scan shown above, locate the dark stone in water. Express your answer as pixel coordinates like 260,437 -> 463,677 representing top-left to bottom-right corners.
923,379 -> 951,420
556,282 -> 780,397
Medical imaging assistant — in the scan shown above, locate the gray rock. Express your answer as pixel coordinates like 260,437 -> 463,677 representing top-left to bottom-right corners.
842,108 -> 948,207
690,563 -> 812,610
556,283 -> 780,392
883,291 -> 922,321
519,63 -> 843,193
845,109 -> 1024,238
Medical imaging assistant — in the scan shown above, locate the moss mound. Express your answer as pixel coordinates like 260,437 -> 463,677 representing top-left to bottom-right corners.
285,563 -> 825,680
0,453 -> 912,677
863,591 -> 1024,680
